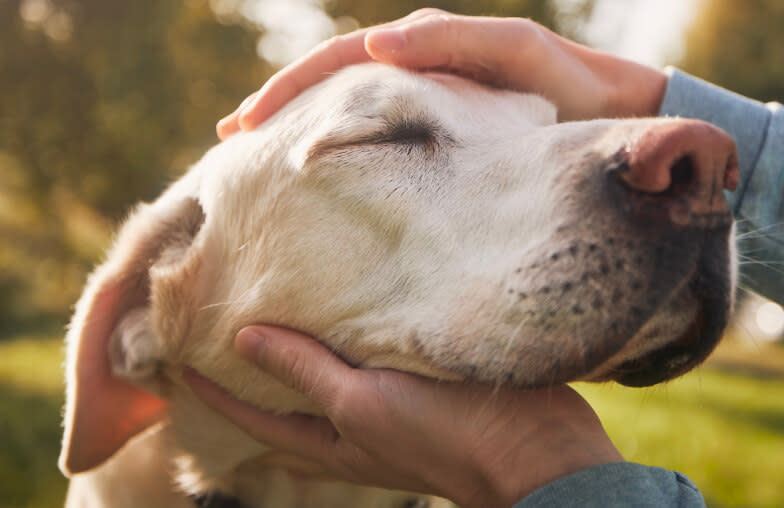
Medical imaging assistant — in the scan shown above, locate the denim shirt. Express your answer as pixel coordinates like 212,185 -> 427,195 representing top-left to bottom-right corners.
513,68 -> 784,508
659,68 -> 784,306
513,462 -> 705,508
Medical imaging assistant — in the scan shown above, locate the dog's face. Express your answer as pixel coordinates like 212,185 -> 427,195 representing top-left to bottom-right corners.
60,64 -> 736,489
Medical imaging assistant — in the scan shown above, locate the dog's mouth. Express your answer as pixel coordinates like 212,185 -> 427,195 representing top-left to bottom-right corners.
602,227 -> 734,387
613,292 -> 720,387
480,219 -> 735,389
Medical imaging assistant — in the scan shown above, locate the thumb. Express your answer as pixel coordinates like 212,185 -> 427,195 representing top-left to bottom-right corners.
236,326 -> 354,410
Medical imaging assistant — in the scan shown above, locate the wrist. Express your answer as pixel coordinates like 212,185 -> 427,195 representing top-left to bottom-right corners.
451,389 -> 624,508
489,438 -> 623,508
606,60 -> 668,118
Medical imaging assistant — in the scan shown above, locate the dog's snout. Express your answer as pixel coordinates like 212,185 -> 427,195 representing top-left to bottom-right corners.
610,120 -> 739,226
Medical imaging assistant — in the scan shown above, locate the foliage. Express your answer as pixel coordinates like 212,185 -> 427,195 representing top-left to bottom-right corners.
576,360 -> 784,508
679,0 -> 784,102
0,0 -> 270,333
0,336 -> 67,508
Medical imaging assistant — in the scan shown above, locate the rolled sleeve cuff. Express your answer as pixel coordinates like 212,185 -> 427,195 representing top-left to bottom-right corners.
512,462 -> 705,508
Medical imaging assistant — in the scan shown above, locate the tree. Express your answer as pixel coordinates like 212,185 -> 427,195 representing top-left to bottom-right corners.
679,0 -> 784,102
0,0 -> 270,331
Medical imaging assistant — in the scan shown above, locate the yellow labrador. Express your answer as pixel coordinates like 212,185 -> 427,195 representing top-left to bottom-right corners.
61,63 -> 738,507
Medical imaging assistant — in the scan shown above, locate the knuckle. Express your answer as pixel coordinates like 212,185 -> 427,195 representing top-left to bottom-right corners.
513,16 -> 536,31
323,374 -> 374,434
331,32 -> 351,45
319,35 -> 341,52
325,383 -> 353,426
315,33 -> 346,54
511,17 -> 546,47
428,11 -> 455,29
437,13 -> 463,42
282,352 -> 312,392
410,7 -> 447,19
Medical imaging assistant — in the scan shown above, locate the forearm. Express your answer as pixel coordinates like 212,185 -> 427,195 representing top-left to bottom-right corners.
659,68 -> 784,305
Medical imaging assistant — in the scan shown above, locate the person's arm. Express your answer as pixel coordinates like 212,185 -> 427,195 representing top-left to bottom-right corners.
659,69 -> 784,305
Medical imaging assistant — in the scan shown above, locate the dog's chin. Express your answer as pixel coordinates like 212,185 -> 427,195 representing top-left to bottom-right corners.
613,299 -> 725,386
601,258 -> 732,386
575,226 -> 734,387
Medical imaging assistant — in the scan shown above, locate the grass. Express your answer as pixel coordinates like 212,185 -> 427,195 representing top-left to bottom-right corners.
0,335 -> 68,508
575,365 -> 784,508
1,334 -> 782,508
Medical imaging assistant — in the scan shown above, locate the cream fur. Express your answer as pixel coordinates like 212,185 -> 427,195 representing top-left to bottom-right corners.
62,64 -> 735,507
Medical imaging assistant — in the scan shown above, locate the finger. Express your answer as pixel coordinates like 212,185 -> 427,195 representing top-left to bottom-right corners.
216,92 -> 258,140
237,31 -> 372,130
183,367 -> 340,460
216,113 -> 240,140
237,8 -> 443,130
366,14 -> 531,81
235,326 -> 357,411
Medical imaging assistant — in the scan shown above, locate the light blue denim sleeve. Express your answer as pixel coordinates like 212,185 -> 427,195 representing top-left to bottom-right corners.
511,462 -> 705,508
658,67 -> 784,305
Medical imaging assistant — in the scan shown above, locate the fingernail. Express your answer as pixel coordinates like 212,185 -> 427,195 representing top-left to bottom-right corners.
236,327 -> 268,361
367,28 -> 407,53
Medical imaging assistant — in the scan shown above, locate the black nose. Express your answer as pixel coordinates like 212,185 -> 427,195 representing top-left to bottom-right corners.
609,119 -> 739,227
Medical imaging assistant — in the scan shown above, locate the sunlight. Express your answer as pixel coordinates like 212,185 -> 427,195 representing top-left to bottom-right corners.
756,301 -> 784,339
562,0 -> 701,66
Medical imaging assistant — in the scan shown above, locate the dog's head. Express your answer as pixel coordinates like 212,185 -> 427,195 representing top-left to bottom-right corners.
60,64 -> 737,486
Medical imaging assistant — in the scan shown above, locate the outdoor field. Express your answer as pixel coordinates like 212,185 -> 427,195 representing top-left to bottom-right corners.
1,332 -> 783,508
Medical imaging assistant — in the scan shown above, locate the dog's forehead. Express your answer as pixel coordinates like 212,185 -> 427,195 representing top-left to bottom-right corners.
320,64 -> 558,128
195,64 -> 561,217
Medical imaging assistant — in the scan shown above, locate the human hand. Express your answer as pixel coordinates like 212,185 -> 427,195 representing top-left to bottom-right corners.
217,9 -> 668,139
185,325 -> 623,508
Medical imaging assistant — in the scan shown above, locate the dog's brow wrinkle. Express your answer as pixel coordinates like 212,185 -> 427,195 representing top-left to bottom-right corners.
307,116 -> 445,163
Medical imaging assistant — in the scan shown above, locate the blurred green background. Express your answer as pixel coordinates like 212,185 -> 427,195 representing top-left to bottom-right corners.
1,0 -> 783,507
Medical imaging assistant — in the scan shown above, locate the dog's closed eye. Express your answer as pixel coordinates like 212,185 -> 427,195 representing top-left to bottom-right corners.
306,118 -> 447,162
377,120 -> 436,146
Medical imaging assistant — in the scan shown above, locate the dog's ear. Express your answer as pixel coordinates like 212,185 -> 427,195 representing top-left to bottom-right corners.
59,197 -> 205,476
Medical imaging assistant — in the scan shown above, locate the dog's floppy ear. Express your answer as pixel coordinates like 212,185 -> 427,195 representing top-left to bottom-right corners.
59,196 -> 205,476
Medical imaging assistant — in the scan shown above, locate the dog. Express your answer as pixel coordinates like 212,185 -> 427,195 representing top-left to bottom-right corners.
60,63 -> 738,507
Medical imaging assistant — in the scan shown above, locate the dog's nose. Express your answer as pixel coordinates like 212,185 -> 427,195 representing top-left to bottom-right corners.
611,119 -> 739,226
